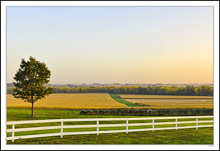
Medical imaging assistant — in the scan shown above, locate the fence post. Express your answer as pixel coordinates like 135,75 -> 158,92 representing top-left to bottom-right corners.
97,120 -> 99,135
12,124 -> 15,143
175,118 -> 178,130
126,120 -> 128,134
152,119 -> 154,131
196,117 -> 198,130
60,120 -> 63,138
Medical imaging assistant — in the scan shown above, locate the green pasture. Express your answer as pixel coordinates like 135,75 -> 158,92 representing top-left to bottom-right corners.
6,108 -> 213,144
110,94 -> 143,107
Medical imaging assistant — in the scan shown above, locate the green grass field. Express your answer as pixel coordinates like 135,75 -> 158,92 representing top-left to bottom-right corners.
110,94 -> 143,107
7,128 -> 213,144
6,108 -> 213,144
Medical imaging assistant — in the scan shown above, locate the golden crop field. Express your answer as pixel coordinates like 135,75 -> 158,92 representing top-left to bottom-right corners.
120,95 -> 213,109
120,95 -> 213,99
7,93 -> 127,109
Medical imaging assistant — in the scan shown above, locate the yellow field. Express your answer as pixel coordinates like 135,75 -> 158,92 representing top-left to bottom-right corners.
120,94 -> 213,109
7,93 -> 213,109
120,95 -> 213,99
7,93 -> 127,109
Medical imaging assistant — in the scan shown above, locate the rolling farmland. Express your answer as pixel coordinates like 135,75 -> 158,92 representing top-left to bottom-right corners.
7,93 -> 127,109
7,93 -> 213,109
119,95 -> 213,109
7,93 -> 214,144
119,95 -> 213,99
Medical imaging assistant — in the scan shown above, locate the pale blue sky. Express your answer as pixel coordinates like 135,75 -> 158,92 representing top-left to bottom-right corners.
7,7 -> 213,84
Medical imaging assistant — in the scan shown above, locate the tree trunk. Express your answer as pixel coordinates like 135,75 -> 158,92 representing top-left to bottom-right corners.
31,93 -> 34,118
31,102 -> 34,118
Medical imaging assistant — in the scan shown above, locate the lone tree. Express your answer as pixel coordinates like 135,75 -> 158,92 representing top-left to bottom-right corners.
13,56 -> 53,117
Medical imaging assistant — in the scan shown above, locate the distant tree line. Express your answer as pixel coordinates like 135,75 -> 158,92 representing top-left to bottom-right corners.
7,85 -> 213,96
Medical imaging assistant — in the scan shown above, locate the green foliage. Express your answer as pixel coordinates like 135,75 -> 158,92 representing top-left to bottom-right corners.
7,87 -> 14,94
8,85 -> 213,96
49,85 -> 213,96
110,94 -> 143,107
12,56 -> 53,117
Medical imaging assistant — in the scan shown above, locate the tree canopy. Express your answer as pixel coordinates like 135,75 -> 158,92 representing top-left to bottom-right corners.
13,56 -> 53,117
50,85 -> 213,96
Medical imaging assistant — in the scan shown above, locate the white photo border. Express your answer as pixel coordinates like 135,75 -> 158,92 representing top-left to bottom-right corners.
1,1 -> 219,150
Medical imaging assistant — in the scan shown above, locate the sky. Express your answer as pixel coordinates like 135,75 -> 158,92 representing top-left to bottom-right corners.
7,7 -> 213,84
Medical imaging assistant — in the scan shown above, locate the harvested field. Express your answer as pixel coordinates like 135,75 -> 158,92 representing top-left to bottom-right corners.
119,95 -> 213,109
120,95 -> 213,99
7,94 -> 213,109
7,93 -> 127,109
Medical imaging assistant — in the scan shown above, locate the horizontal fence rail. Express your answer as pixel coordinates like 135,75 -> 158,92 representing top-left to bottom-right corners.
7,116 -> 213,142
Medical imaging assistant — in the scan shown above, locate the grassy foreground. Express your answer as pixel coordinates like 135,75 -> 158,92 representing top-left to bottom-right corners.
6,108 -> 213,144
7,108 -> 142,121
8,128 -> 213,144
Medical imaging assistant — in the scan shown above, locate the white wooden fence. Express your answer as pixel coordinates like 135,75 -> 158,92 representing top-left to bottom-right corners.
7,116 -> 213,142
